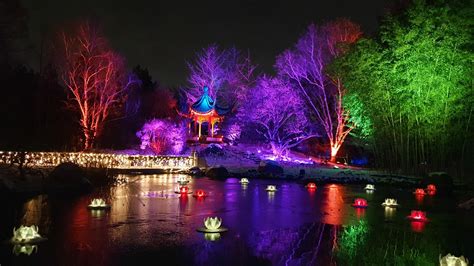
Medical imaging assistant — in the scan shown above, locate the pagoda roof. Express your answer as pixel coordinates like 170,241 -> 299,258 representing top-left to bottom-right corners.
191,86 -> 231,115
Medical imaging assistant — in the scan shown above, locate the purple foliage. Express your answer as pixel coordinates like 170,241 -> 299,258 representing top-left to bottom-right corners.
136,119 -> 186,155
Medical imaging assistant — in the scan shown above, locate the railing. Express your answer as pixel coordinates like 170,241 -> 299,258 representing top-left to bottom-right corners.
0,151 -> 197,171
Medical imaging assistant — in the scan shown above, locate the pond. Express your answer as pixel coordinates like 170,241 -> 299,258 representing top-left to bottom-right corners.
1,174 -> 472,265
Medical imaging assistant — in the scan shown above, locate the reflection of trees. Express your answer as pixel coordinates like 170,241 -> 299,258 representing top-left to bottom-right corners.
21,195 -> 50,235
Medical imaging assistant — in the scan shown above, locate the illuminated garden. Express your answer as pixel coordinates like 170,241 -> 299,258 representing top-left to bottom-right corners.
0,0 -> 473,265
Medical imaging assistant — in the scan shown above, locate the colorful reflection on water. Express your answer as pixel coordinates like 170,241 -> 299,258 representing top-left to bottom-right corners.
0,174 -> 471,265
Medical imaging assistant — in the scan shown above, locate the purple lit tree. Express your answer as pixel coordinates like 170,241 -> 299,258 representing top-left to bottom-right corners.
136,119 -> 186,155
246,76 -> 315,158
276,19 -> 361,162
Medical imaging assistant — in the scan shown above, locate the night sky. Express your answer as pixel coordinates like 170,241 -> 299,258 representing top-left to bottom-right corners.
22,0 -> 393,87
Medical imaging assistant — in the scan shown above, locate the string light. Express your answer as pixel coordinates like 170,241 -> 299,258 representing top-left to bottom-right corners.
0,151 -> 197,170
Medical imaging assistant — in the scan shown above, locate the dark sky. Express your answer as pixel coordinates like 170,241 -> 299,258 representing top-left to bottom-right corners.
22,0 -> 393,87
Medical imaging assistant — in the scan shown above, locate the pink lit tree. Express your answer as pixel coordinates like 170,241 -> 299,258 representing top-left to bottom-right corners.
58,22 -> 136,150
276,19 -> 361,162
136,119 -> 186,155
246,76 -> 315,158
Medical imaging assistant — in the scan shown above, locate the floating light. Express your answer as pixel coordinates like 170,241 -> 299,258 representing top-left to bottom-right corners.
407,210 -> 428,222
352,198 -> 368,208
439,253 -> 469,266
87,198 -> 110,210
266,185 -> 277,192
175,185 -> 192,194
177,176 -> 190,185
11,225 -> 46,244
193,189 -> 207,198
413,188 -> 426,195
364,184 -> 375,190
306,182 -> 317,189
381,198 -> 399,208
239,178 -> 249,184
12,244 -> 38,256
196,217 -> 228,233
426,184 -> 436,195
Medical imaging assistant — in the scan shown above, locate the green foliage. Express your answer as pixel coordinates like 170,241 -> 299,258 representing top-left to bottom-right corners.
332,0 -> 474,175
338,220 -> 369,260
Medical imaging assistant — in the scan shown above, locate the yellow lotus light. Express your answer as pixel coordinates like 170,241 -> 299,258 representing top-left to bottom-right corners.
87,198 -> 110,209
266,185 -> 277,192
381,198 -> 399,208
11,225 -> 46,244
177,176 -> 190,185
364,184 -> 375,191
12,244 -> 38,256
440,253 -> 469,266
240,178 -> 249,184
197,217 -> 228,233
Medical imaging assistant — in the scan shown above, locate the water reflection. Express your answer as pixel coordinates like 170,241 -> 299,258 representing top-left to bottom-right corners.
90,209 -> 106,218
204,233 -> 221,241
410,221 -> 426,233
384,207 -> 397,220
321,184 -> 345,225
12,244 -> 37,256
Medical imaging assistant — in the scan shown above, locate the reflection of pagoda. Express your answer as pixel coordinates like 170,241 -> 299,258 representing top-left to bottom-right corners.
183,86 -> 230,143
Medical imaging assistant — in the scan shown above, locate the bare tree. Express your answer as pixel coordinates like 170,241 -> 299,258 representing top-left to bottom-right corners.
58,22 -> 135,150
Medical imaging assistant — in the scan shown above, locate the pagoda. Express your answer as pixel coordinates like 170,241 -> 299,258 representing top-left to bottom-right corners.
184,86 -> 229,143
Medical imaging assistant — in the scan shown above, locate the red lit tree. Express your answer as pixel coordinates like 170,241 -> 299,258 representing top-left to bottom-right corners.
276,19 -> 361,162
58,22 -> 135,150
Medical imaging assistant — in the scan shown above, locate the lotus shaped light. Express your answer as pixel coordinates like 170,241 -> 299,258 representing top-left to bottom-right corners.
381,198 -> 399,207
413,188 -> 426,195
407,210 -> 428,222
426,184 -> 436,191
352,198 -> 368,208
11,225 -> 45,244
266,185 -> 277,192
364,184 -> 375,190
88,198 -> 110,209
439,253 -> 469,266
306,182 -> 317,189
240,178 -> 249,184
12,244 -> 38,256
197,217 -> 228,233
177,176 -> 190,185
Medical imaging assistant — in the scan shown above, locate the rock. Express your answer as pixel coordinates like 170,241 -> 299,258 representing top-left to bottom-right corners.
421,172 -> 453,194
258,160 -> 284,177
45,163 -> 92,193
188,166 -> 204,176
205,166 -> 229,179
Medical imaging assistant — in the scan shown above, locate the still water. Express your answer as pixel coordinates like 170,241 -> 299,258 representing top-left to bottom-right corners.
1,174 -> 472,265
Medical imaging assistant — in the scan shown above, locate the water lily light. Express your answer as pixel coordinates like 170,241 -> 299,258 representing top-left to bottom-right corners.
306,182 -> 317,190
175,185 -> 192,194
439,253 -> 469,266
193,189 -> 207,198
177,176 -> 190,185
381,198 -> 399,208
197,217 -> 228,233
87,198 -> 110,209
12,244 -> 38,256
352,198 -> 368,208
266,185 -> 277,192
413,188 -> 426,195
364,184 -> 375,191
426,184 -> 437,195
11,225 -> 46,244
239,178 -> 249,184
407,210 -> 428,222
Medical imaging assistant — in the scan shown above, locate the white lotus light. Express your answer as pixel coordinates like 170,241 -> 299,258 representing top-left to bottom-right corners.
11,225 -> 44,244
177,176 -> 190,185
365,184 -> 375,190
197,217 -> 228,233
88,198 -> 110,209
440,253 -> 469,266
240,178 -> 249,184
12,244 -> 38,256
381,198 -> 398,207
266,185 -> 277,192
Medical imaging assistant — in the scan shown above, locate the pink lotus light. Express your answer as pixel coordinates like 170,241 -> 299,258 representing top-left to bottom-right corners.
306,182 -> 317,190
352,198 -> 368,208
407,210 -> 428,222
193,189 -> 206,198
413,188 -> 426,195
426,184 -> 436,195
